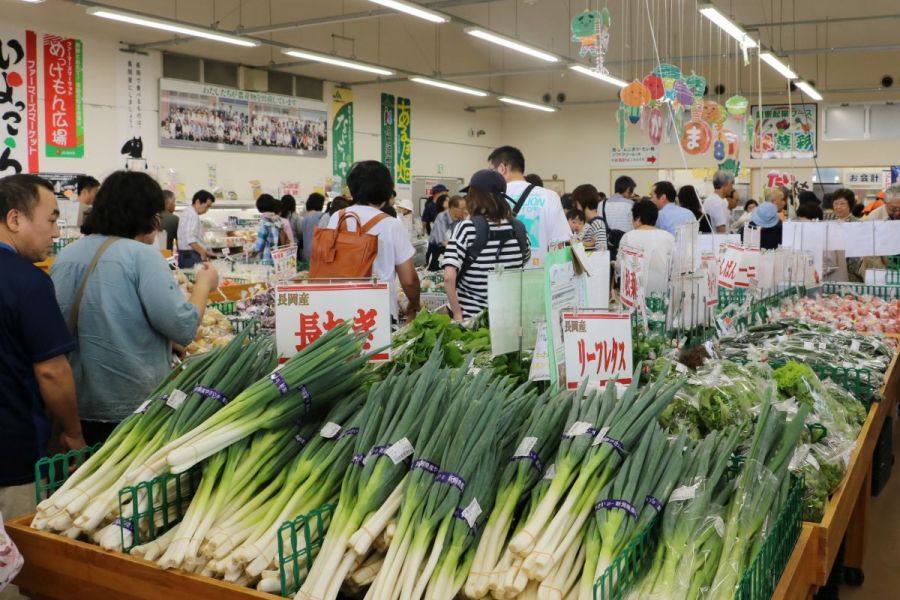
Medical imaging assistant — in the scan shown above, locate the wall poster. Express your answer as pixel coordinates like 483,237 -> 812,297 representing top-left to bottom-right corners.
43,34 -> 83,158
0,27 -> 39,174
750,103 -> 817,159
159,78 -> 327,157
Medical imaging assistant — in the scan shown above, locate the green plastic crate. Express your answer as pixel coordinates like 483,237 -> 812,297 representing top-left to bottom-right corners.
277,503 -> 336,597
766,359 -> 876,409
33,443 -> 103,504
592,474 -> 804,600
208,300 -> 237,315
822,282 -> 900,301
115,465 -> 203,553
227,316 -> 259,335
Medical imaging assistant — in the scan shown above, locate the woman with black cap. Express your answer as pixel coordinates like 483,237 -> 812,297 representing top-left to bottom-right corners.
442,170 -> 531,321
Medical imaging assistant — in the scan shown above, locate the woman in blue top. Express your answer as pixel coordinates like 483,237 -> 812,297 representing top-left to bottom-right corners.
253,193 -> 286,264
51,172 -> 219,444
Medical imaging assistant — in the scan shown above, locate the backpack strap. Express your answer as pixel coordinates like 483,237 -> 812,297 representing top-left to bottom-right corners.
510,184 -> 537,216
458,216 -> 490,282
509,218 -> 529,266
361,211 -> 390,234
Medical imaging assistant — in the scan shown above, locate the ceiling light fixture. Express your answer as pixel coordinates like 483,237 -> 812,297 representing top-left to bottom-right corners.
568,65 -> 628,88
282,49 -> 394,76
759,52 -> 797,80
368,0 -> 449,24
87,7 -> 259,47
465,28 -> 559,63
499,97 -> 557,112
410,76 -> 489,96
795,81 -> 823,101
698,4 -> 758,48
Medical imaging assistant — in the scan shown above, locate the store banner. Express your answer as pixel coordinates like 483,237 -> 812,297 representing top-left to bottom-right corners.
117,53 -> 155,157
274,282 -> 391,362
43,34 -> 83,158
0,28 -> 39,174
562,312 -> 633,390
396,96 -> 411,184
751,104 -> 816,159
380,93 -> 396,179
331,87 -> 353,181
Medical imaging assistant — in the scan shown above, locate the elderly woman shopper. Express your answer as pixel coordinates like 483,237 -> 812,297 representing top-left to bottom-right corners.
741,202 -> 783,250
51,171 -> 219,444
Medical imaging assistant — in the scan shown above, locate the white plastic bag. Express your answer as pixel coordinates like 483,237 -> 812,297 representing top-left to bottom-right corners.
0,512 -> 24,592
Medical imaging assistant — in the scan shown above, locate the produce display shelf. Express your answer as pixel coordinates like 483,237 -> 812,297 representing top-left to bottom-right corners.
821,282 -> 900,300
209,282 -> 264,303
5,514 -> 272,600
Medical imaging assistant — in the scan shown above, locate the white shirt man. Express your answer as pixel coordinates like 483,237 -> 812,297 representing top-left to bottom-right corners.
703,171 -> 735,233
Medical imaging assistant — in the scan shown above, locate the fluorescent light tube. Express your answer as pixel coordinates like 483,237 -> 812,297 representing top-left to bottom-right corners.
87,8 -> 259,47
759,52 -> 797,79
368,0 -> 449,23
465,28 -> 559,63
795,81 -> 823,101
698,4 -> 758,48
282,49 -> 394,76
569,65 -> 628,88
499,97 -> 557,112
409,77 -> 489,97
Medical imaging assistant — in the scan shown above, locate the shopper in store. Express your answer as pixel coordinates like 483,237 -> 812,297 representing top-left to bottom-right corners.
602,175 -> 637,233
524,173 -> 544,188
427,195 -> 466,271
796,203 -> 824,221
767,187 -> 789,221
731,198 -> 759,232
824,188 -> 862,282
279,194 -> 298,247
677,184 -> 713,233
741,202 -> 783,250
318,195 -> 350,229
864,185 -> 900,221
443,169 -> 530,320
159,190 -> 179,252
574,185 -> 606,251
652,180 -> 696,236
703,170 -> 734,233
567,209 -> 585,237
616,199 -> 674,295
488,145 -> 569,267
323,161 -> 420,318
421,184 -> 449,236
299,192 -> 325,264
75,175 -> 99,229
176,189 -> 215,268
0,174 -> 84,519
253,193 -> 288,264
51,171 -> 219,445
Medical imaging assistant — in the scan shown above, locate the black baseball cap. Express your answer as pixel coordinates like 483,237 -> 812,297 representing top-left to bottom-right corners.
431,184 -> 449,195
460,169 -> 507,195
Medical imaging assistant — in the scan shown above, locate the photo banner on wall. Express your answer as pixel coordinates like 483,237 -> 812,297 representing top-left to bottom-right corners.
159,78 -> 327,157
396,96 -> 411,185
43,34 -> 83,158
380,93 -> 396,179
0,28 -> 39,174
331,87 -> 353,180
750,103 -> 817,159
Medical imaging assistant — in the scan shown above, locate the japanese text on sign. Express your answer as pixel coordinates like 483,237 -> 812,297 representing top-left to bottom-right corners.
0,28 -> 38,174
275,282 -> 391,362
43,34 -> 83,158
562,312 -> 633,390
619,246 -> 644,310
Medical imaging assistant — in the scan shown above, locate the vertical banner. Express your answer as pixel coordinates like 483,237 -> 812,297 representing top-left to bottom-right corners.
43,34 -> 83,158
396,96 -> 411,185
380,93 -> 396,179
0,28 -> 39,174
117,53 -> 151,155
331,87 -> 354,181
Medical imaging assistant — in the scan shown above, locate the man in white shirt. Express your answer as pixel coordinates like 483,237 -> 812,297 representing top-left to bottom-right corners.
176,190 -> 215,268
703,170 -> 734,233
488,145 -> 570,267
326,161 -> 420,318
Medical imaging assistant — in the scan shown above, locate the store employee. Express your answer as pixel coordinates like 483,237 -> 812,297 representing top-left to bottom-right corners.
177,189 -> 215,268
0,174 -> 84,518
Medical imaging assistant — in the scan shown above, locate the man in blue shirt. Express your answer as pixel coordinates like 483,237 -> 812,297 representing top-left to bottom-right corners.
652,180 -> 697,236
0,175 -> 84,520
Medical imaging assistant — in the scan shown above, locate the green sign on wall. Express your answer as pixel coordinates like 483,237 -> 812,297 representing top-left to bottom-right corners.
331,87 -> 354,180
396,96 -> 411,185
381,93 -> 396,179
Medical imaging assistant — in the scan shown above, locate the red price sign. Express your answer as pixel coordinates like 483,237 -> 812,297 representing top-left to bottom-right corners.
717,245 -> 741,289
562,312 -> 633,390
619,246 -> 644,309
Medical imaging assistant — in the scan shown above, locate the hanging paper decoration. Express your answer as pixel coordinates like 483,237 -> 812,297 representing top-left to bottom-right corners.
725,95 -> 749,117
673,80 -> 694,108
720,128 -> 740,159
685,74 -> 707,99
643,74 -> 665,101
718,158 -> 741,177
697,100 -> 723,124
616,103 -> 627,148
620,80 -> 651,124
681,120 -> 712,155
652,64 -> 682,100
571,8 -> 611,63
648,106 -> 664,145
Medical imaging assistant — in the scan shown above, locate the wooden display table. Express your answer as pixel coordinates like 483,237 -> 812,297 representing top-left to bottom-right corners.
5,514 -> 271,600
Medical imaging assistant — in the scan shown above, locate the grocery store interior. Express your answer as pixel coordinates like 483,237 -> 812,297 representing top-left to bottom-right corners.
1,0 -> 900,599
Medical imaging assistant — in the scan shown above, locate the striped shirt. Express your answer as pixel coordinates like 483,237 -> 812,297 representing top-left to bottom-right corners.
583,217 -> 608,251
442,219 -> 531,317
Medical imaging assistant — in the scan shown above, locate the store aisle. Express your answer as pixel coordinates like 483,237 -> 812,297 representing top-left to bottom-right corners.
841,419 -> 899,599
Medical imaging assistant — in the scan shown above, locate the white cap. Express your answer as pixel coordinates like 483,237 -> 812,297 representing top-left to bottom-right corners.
398,197 -> 414,212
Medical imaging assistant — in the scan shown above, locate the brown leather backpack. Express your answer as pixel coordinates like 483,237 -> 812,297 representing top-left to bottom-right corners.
310,209 -> 389,279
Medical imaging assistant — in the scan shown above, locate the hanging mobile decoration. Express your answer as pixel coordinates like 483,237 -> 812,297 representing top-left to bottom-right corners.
685,73 -> 707,99
643,74 -> 665,101
648,106 -> 664,145
652,63 -> 682,101
673,80 -> 694,108
681,119 -> 712,155
571,8 -> 611,68
620,80 -> 652,124
616,102 -> 627,148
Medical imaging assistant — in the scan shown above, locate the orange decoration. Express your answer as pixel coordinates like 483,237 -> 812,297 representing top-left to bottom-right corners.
620,79 -> 652,107
681,121 -> 713,155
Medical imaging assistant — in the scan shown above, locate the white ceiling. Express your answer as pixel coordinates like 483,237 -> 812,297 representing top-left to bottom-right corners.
15,0 -> 900,106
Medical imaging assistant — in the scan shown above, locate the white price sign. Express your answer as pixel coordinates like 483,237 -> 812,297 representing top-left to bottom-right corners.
562,312 -> 633,390
275,282 -> 392,362
270,245 -> 298,283
702,257 -> 719,307
717,244 -> 741,289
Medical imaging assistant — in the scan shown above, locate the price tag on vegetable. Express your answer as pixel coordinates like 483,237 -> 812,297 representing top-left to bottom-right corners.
275,282 -> 392,362
166,389 -> 188,410
460,498 -> 482,529
386,438 -> 415,464
561,312 -> 633,390
320,422 -> 341,439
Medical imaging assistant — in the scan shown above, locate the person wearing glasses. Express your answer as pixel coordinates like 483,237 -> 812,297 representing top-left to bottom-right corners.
50,171 -> 218,444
